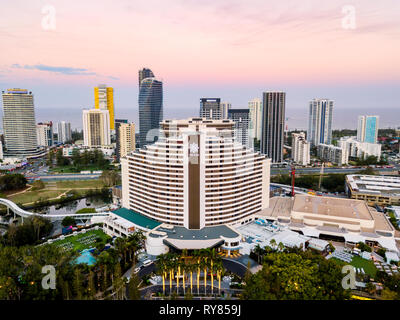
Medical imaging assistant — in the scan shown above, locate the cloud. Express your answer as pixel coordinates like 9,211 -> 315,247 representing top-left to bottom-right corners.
11,64 -> 97,76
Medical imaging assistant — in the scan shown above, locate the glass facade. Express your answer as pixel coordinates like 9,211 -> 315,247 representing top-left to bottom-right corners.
364,116 -> 378,144
138,78 -> 163,148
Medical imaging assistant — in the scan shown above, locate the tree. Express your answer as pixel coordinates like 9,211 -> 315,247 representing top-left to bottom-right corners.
61,216 -> 76,227
127,274 -> 141,300
381,288 -> 398,300
31,179 -> 45,191
241,251 -> 350,300
357,242 -> 372,253
0,174 -> 27,192
46,151 -> 54,167
4,216 -> 52,246
377,248 -> 387,259
55,149 -> 70,167
365,282 -> 376,296
73,268 -> 83,300
100,170 -> 121,187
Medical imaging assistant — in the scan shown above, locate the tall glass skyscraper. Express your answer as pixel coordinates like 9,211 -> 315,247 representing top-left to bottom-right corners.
357,115 -> 379,144
138,68 -> 154,89
307,99 -> 334,146
138,74 -> 163,148
2,88 -> 40,157
261,92 -> 286,163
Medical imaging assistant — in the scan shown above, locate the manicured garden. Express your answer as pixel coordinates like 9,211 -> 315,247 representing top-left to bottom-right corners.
331,256 -> 377,277
350,256 -> 377,277
7,179 -> 106,205
51,229 -> 110,252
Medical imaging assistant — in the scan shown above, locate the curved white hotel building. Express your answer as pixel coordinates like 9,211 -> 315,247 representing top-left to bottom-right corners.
121,118 -> 270,230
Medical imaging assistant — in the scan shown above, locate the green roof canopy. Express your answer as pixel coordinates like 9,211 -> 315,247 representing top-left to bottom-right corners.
112,208 -> 161,230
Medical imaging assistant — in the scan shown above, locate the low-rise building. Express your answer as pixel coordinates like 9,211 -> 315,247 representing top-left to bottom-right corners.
62,145 -> 114,157
317,144 -> 348,166
257,195 -> 398,253
346,174 -> 400,206
338,136 -> 381,160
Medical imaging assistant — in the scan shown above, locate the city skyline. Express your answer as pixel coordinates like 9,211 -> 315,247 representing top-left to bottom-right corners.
0,1 -> 399,130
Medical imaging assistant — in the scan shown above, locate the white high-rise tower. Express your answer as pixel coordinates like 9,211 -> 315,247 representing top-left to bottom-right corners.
307,99 -> 334,146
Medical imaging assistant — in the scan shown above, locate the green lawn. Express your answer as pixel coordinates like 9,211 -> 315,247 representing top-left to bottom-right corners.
51,229 -> 109,252
55,180 -> 104,189
350,256 -> 377,277
6,179 -> 104,205
8,190 -> 64,204
330,256 -> 377,277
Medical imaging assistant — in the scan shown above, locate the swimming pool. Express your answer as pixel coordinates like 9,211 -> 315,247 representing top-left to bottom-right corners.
74,249 -> 97,266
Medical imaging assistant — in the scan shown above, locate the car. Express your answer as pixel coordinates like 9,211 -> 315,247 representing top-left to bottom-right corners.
143,259 -> 152,267
133,267 -> 140,274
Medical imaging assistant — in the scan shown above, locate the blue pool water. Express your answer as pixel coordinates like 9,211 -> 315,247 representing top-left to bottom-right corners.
74,249 -> 97,266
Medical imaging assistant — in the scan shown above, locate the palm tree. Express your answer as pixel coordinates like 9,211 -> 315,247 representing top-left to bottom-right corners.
254,244 -> 263,264
201,258 -> 208,295
156,254 -> 167,295
269,238 -> 277,250
215,260 -> 224,295
187,262 -> 194,294
181,260 -> 186,296
176,262 -> 180,294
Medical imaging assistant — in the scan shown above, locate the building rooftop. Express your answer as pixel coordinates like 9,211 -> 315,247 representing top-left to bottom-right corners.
112,208 -> 161,230
149,224 -> 240,250
161,118 -> 234,126
347,175 -> 400,197
258,197 -> 293,219
292,194 -> 373,221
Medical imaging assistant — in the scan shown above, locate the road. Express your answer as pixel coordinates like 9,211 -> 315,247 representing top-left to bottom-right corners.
271,165 -> 400,176
25,173 -> 102,182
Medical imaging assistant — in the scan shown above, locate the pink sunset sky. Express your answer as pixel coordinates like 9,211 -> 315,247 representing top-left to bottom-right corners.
0,0 -> 399,129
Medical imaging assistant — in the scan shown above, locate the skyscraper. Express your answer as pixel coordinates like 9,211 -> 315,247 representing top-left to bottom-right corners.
82,109 -> 111,147
228,109 -> 251,149
138,76 -> 163,147
199,98 -> 222,120
357,115 -> 379,144
57,121 -> 72,144
291,132 -> 310,166
36,122 -> 54,147
94,84 -> 115,130
118,122 -> 135,159
2,88 -> 39,157
121,118 -> 270,229
307,99 -> 333,146
260,92 -> 286,163
220,102 -> 231,119
248,98 -> 263,142
115,119 -> 136,162
138,68 -> 155,88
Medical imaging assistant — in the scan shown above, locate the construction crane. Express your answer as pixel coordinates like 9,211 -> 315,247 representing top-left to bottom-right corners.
291,165 -> 296,197
318,162 -> 325,191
